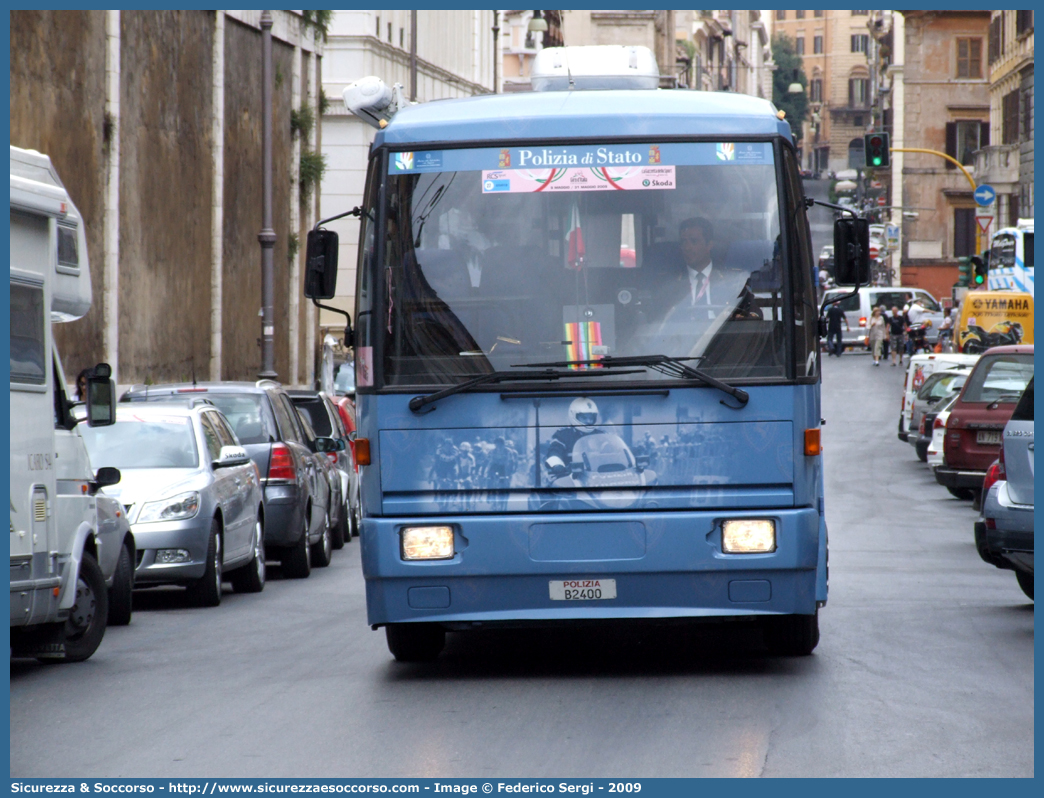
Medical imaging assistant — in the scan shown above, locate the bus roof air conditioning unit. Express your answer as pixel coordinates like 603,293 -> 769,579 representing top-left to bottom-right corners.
343,76 -> 409,129
531,45 -> 660,91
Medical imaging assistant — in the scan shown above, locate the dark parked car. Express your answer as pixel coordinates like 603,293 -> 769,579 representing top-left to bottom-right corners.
288,390 -> 358,544
120,381 -> 339,577
935,346 -> 1034,502
975,378 -> 1034,600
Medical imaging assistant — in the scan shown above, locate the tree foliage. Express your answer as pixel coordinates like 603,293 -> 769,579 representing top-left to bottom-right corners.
771,33 -> 808,140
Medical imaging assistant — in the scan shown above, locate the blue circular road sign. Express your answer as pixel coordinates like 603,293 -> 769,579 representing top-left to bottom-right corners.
974,184 -> 996,206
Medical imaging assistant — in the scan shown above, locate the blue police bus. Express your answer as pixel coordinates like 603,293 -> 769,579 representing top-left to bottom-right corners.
307,51 -> 828,661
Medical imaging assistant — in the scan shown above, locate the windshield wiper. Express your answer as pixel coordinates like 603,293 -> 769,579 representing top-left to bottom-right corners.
408,368 -> 644,413
518,355 -> 749,408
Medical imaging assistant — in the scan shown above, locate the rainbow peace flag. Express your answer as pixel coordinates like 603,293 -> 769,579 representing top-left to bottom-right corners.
564,321 -> 603,368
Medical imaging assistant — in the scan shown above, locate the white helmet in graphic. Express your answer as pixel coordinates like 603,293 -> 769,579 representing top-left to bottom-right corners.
568,397 -> 599,430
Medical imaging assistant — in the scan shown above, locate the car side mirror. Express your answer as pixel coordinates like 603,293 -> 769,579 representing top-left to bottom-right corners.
89,466 -> 121,495
304,229 -> 339,300
213,445 -> 251,469
833,217 -> 871,286
86,363 -> 117,427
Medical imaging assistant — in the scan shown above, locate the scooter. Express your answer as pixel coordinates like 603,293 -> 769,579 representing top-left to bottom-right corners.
961,322 -> 1023,353
906,320 -> 933,355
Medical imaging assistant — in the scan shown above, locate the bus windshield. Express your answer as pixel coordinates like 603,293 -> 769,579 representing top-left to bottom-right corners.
374,141 -> 814,388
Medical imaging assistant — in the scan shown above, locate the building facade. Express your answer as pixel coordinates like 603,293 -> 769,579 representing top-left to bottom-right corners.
893,11 -> 991,299
974,10 -> 1034,230
318,11 -> 495,343
771,9 -> 883,175
10,10 -> 324,386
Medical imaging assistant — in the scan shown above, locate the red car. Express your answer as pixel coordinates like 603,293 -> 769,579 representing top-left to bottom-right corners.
935,345 -> 1034,501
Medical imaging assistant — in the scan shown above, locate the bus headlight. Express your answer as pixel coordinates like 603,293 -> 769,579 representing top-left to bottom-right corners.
400,526 -> 455,560
722,519 -> 776,553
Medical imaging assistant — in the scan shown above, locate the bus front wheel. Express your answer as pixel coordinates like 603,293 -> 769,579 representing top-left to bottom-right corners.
386,623 -> 445,662
763,610 -> 819,656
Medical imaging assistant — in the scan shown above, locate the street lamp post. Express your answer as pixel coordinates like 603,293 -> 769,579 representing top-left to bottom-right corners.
258,10 -> 277,379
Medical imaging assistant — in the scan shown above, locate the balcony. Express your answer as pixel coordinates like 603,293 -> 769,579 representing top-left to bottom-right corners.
973,144 -> 1019,188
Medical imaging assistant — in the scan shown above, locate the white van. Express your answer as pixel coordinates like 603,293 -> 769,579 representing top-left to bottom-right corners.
10,145 -> 126,661
821,286 -> 944,350
897,352 -> 980,441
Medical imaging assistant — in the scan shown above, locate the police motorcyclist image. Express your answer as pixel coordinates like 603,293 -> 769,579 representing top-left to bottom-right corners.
544,397 -> 606,478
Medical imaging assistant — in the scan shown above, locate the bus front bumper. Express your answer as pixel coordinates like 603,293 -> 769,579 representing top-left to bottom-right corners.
360,508 -> 822,626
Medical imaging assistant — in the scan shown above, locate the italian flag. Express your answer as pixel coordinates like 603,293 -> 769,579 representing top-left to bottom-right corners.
566,202 -> 584,270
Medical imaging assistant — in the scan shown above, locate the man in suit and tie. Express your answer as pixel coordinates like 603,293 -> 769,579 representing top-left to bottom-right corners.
648,217 -> 758,324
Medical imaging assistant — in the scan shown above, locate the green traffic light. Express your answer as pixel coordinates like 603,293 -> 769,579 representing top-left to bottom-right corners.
871,157 -> 882,166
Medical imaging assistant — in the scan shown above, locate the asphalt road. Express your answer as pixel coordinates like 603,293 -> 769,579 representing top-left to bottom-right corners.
11,188 -> 1033,777
11,351 -> 1033,778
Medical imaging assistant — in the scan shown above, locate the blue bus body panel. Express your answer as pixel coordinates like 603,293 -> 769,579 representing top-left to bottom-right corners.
360,509 -> 819,625
356,384 -> 825,625
375,90 -> 792,147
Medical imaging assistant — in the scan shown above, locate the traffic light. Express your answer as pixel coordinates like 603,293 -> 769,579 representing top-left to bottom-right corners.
957,256 -> 972,287
864,132 -> 890,168
971,255 -> 988,286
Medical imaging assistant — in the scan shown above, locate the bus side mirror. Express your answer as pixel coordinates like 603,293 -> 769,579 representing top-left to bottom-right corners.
833,217 -> 870,286
86,364 -> 117,427
304,229 -> 339,300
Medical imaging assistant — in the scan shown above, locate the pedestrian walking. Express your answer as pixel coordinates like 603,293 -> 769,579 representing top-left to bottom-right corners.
887,306 -> 906,366
867,306 -> 887,366
824,301 -> 849,357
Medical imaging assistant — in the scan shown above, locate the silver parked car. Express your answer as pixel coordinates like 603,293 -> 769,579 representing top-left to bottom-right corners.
80,399 -> 266,606
976,378 -> 1034,600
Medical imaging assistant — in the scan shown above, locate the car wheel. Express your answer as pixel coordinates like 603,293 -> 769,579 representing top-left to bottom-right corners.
281,513 -> 312,579
311,515 -> 333,568
385,623 -> 446,662
57,553 -> 109,662
762,611 -> 819,656
915,439 -> 929,462
107,544 -> 134,626
186,521 -> 222,607
330,502 -> 346,550
348,500 -> 360,541
1015,570 -> 1033,600
947,487 -> 975,501
230,517 -> 266,594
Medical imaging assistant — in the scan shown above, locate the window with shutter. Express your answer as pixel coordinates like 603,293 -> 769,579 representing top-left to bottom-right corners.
1002,90 -> 1020,144
956,38 -> 982,79
944,122 -> 957,170
1016,10 -> 1033,36
954,208 -> 976,258
796,37 -> 805,55
989,17 -> 1001,64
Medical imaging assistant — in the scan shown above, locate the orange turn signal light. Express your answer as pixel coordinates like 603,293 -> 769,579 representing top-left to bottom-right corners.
355,437 -> 371,466
804,428 -> 822,456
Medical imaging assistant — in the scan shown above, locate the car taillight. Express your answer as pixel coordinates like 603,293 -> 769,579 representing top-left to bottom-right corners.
268,443 -> 296,481
933,415 -> 945,430
982,453 -> 1006,496
859,317 -> 867,327
919,415 -> 927,435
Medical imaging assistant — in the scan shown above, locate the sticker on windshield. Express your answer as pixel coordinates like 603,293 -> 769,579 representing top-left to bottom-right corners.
481,166 -> 675,194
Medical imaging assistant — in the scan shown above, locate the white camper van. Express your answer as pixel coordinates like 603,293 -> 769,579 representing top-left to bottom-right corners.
10,145 -> 128,661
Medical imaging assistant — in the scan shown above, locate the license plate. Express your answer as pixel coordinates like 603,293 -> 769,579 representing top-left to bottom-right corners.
549,579 -> 616,601
977,430 -> 1002,445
